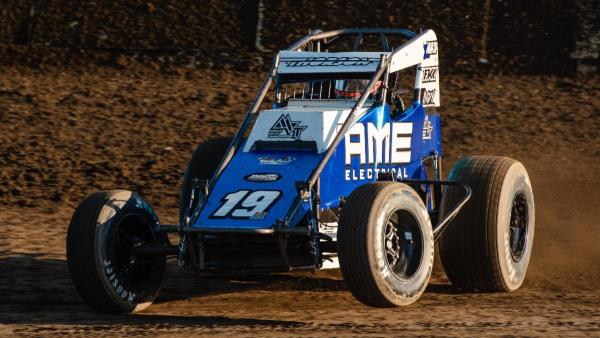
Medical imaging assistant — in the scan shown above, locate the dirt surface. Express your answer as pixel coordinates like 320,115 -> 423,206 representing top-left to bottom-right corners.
0,67 -> 599,336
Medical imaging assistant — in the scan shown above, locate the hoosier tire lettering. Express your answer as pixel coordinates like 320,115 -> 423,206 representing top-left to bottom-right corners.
104,259 -> 136,304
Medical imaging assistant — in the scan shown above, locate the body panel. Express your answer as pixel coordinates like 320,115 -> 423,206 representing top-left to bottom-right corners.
192,102 -> 441,229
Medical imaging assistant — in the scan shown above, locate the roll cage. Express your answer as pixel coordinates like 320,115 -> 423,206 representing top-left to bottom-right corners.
184,28 -> 443,234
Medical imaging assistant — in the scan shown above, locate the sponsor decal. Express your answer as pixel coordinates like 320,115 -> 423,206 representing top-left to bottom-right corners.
211,190 -> 281,219
282,56 -> 379,68
420,88 -> 436,105
422,115 -> 433,140
244,173 -> 282,182
268,114 -> 307,140
423,40 -> 438,59
258,156 -> 296,165
343,122 -> 412,181
345,167 -> 408,181
420,66 -> 438,83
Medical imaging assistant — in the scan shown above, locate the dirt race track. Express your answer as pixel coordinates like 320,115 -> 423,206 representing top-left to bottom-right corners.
0,67 -> 599,336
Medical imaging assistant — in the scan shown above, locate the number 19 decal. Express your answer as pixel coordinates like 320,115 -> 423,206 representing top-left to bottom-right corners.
211,190 -> 281,219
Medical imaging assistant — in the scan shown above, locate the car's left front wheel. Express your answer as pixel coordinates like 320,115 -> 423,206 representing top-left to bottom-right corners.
67,190 -> 167,313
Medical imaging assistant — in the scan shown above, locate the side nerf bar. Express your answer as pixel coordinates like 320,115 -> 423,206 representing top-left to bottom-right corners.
399,179 -> 472,241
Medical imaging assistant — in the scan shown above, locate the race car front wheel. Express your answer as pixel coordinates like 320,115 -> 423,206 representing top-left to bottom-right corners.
338,182 -> 434,307
439,156 -> 535,291
179,137 -> 232,224
67,190 -> 167,313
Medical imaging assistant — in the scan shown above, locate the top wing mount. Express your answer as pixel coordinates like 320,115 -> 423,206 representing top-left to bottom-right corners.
279,29 -> 440,107
389,29 -> 439,107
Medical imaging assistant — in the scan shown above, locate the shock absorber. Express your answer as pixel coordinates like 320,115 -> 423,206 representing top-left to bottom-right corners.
177,178 -> 206,269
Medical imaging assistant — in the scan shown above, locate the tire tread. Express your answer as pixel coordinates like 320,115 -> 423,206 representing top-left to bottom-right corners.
67,191 -> 126,312
439,156 -> 516,291
339,182 -> 391,306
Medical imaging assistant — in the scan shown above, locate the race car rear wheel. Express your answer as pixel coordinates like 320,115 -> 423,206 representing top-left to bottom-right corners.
67,190 -> 167,313
338,182 -> 434,307
179,137 -> 232,223
439,156 -> 535,291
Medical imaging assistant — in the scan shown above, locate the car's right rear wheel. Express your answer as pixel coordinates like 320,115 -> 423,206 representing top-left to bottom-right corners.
439,156 -> 535,291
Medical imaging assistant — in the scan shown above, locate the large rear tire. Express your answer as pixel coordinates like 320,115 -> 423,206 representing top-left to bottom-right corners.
439,156 -> 535,291
67,190 -> 167,313
179,137 -> 232,223
338,182 -> 434,307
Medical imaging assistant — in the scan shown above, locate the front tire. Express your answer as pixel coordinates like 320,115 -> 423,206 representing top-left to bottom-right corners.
179,137 -> 232,223
338,182 -> 434,307
439,156 -> 535,291
67,190 -> 167,313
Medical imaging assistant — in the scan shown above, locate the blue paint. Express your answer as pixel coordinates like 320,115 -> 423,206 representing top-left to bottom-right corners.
192,101 -> 441,230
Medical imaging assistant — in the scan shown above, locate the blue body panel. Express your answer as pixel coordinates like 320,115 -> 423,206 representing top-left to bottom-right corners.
194,150 -> 320,229
192,102 -> 441,230
319,103 -> 441,209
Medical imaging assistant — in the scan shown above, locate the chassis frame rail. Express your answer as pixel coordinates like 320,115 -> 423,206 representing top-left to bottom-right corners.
146,179 -> 470,274
287,28 -> 417,51
158,179 -> 470,241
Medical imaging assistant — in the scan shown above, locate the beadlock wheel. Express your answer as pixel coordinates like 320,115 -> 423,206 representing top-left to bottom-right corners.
338,182 -> 434,307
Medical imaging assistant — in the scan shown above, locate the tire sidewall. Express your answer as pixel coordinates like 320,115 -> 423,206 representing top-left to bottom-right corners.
94,191 -> 165,312
370,185 -> 434,305
496,162 -> 535,291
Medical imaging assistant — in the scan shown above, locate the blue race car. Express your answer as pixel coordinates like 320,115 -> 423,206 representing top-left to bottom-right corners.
66,28 -> 535,312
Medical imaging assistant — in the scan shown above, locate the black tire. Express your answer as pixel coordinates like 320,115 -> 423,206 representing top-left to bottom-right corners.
67,190 -> 167,313
338,182 -> 434,307
439,156 -> 535,291
179,137 -> 232,223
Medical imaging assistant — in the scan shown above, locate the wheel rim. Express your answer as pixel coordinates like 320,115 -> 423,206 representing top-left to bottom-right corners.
383,209 -> 423,280
509,192 -> 529,262
112,214 -> 159,286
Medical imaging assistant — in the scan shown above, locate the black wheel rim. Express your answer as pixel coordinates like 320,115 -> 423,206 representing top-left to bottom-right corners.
509,192 -> 529,262
112,214 -> 159,287
383,209 -> 423,280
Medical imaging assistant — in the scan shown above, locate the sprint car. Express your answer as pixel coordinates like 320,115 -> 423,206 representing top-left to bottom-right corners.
66,28 -> 535,312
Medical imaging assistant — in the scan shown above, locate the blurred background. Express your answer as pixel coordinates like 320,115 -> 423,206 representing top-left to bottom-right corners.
0,0 -> 597,73
0,1 -> 598,335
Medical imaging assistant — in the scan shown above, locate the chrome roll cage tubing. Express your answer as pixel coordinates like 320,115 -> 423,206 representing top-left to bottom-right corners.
287,28 -> 417,51
187,29 -> 422,230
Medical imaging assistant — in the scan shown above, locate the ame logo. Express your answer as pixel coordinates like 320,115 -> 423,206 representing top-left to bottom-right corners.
343,122 -> 413,181
345,122 -> 413,166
